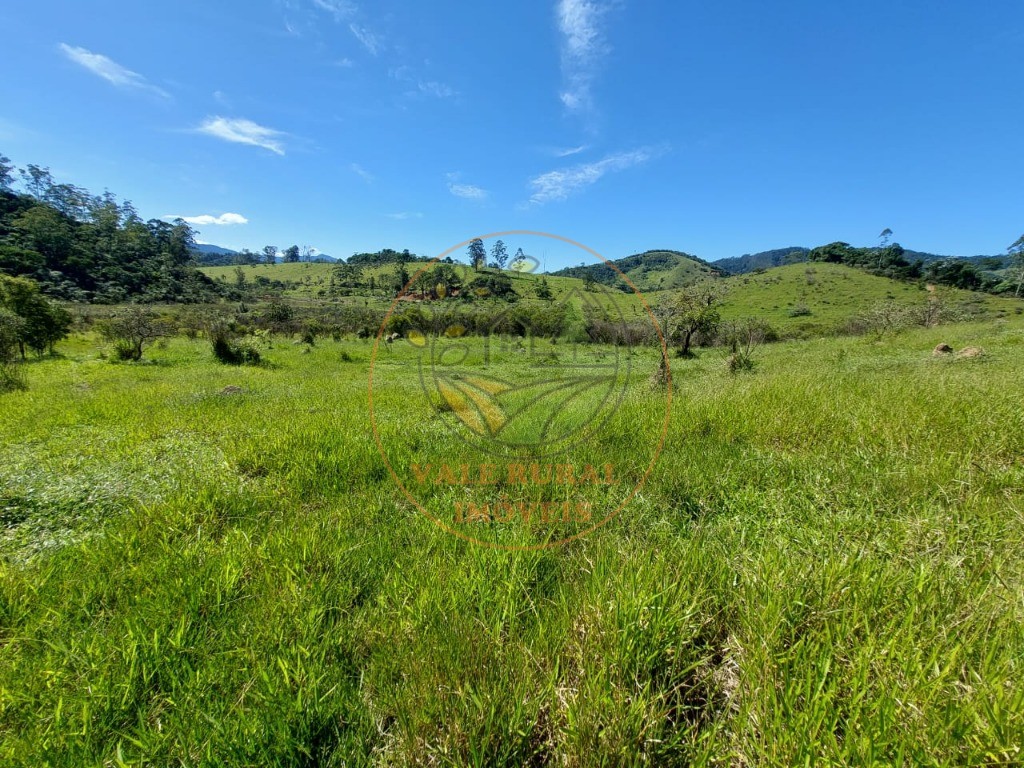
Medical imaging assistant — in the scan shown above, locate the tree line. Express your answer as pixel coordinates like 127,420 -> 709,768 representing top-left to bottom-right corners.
0,154 -> 220,303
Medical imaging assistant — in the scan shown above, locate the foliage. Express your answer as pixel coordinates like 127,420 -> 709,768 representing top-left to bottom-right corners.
0,306 -> 26,391
467,238 -> 487,271
464,271 -> 518,301
99,306 -> 169,361
658,283 -> 723,357
491,239 -> 508,271
1007,234 -> 1024,298
0,273 -> 72,357
206,318 -> 262,365
535,277 -> 553,301
0,161 -> 221,303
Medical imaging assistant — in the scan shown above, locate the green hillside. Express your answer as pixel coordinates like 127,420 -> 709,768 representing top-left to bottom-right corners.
552,249 -> 722,291
718,262 -> 1021,335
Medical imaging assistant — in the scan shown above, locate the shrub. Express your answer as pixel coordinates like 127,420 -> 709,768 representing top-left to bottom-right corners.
207,319 -> 262,365
99,306 -> 169,362
726,351 -> 755,373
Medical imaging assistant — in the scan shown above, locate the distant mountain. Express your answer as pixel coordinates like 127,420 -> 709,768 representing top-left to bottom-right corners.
192,243 -> 241,266
551,249 -> 723,292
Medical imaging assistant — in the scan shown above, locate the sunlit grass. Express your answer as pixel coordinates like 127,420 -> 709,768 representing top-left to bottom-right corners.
1,319 -> 1022,765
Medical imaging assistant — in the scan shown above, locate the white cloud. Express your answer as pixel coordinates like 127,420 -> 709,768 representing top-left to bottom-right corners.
312,0 -> 357,19
385,212 -> 423,220
554,144 -> 589,157
59,43 -> 169,98
556,0 -> 609,113
418,80 -> 456,98
166,212 -> 250,226
448,182 -> 488,200
528,148 -> 653,205
389,66 -> 456,99
349,23 -> 382,55
197,116 -> 286,155
350,163 -> 374,183
335,57 -> 355,68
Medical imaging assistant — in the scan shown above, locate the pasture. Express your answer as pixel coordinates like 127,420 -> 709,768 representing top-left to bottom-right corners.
1,317 -> 1022,765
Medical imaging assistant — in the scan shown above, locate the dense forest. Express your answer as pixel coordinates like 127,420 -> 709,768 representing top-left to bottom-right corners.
0,155 -> 220,303
805,241 -> 1002,291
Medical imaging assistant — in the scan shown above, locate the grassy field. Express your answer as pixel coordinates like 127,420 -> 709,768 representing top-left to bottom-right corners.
204,261 -> 1023,339
1,313 -> 1023,765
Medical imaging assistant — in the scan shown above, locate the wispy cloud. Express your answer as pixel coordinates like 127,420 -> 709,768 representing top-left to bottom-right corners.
385,211 -> 423,220
351,163 -> 374,183
528,148 -> 654,205
556,0 -> 609,113
390,66 -> 456,99
447,176 -> 488,200
312,0 -> 356,20
335,57 -> 355,68
59,43 -> 169,98
418,80 -> 456,99
166,212 -> 249,226
349,23 -> 383,55
197,117 -> 286,155
554,144 -> 589,157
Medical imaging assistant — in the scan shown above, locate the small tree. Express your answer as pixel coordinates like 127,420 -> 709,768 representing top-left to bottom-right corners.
510,248 -> 529,272
491,240 -> 509,271
536,278 -> 553,301
263,245 -> 277,265
0,154 -> 14,192
879,228 -> 893,247
658,284 -> 723,358
0,274 -> 71,357
721,317 -> 771,373
467,238 -> 487,271
1008,235 -> 1024,298
0,307 -> 26,391
100,306 -> 168,361
283,245 -> 300,263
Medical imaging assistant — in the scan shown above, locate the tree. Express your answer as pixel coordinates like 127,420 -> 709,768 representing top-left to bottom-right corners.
509,249 -> 528,274
263,245 -> 277,265
657,284 -> 723,358
467,238 -> 486,271
1008,235 -> 1024,298
0,275 -> 72,357
393,263 -> 410,295
536,277 -> 553,301
491,239 -> 509,271
879,228 -> 893,247
0,154 -> 14,192
283,245 -> 300,263
0,306 -> 26,391
99,306 -> 168,361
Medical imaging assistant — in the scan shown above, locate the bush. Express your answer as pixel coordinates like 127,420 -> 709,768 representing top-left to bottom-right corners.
726,351 -> 755,373
207,319 -> 262,365
99,306 -> 169,361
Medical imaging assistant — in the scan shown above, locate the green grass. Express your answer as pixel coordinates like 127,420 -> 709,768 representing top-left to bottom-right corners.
204,261 -> 1023,341
718,262 -> 1021,334
1,318 -> 1023,765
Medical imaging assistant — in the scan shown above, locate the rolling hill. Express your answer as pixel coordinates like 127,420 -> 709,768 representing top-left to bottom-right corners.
715,246 -> 1006,275
551,249 -> 723,291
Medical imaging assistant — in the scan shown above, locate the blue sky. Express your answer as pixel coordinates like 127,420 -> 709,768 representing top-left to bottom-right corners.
2,0 -> 1023,268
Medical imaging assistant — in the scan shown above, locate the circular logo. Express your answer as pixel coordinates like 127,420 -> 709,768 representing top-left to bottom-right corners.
368,231 -> 671,550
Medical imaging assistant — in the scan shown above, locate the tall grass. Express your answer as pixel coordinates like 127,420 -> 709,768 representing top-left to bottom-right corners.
1,320 -> 1022,765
